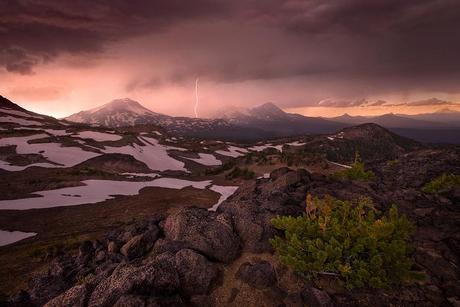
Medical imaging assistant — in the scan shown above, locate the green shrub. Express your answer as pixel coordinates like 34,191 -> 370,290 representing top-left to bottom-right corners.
205,160 -> 235,175
422,173 -> 460,194
333,152 -> 374,181
386,159 -> 399,167
270,195 -> 418,289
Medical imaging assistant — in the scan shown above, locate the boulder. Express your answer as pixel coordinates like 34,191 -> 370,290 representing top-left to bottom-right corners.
88,264 -> 142,307
219,201 -> 274,253
163,208 -> 240,263
140,252 -> 180,295
113,295 -> 146,307
175,249 -> 219,296
120,227 -> 159,260
27,256 -> 76,306
77,240 -> 94,265
301,287 -> 333,307
44,284 -> 89,307
108,241 -> 119,254
235,260 -> 277,289
152,238 -> 188,255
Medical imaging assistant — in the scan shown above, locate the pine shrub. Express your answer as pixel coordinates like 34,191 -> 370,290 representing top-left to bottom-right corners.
422,173 -> 460,194
333,152 -> 374,181
270,195 -> 418,289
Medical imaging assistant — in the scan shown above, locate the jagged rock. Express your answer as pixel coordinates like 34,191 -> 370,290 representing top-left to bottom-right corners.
163,207 -> 240,263
301,287 -> 333,307
145,295 -> 184,306
8,290 -> 32,307
189,295 -> 212,307
44,284 -> 89,307
88,264 -> 141,307
113,295 -> 146,307
152,238 -> 188,255
219,201 -> 273,253
108,241 -> 119,254
120,227 -> 159,260
77,240 -> 94,265
95,250 -> 107,262
141,252 -> 180,295
27,256 -> 76,306
270,167 -> 291,180
236,260 -> 277,289
175,249 -> 219,296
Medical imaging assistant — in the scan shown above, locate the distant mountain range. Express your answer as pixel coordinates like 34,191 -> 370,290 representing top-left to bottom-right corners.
0,95 -> 457,144
64,99 -> 347,141
64,98 -> 460,143
330,110 -> 460,129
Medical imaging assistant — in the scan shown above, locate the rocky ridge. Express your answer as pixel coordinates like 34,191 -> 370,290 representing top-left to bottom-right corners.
8,148 -> 460,307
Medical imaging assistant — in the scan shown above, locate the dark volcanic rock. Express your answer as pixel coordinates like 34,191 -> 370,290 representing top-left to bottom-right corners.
301,287 -> 333,307
236,260 -> 277,289
218,168 -> 309,252
27,256 -> 77,306
120,227 -> 159,260
175,249 -> 220,297
113,295 -> 146,307
44,284 -> 89,307
163,207 -> 240,263
88,264 -> 141,307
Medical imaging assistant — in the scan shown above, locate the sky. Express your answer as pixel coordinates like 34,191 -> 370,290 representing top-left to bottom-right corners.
1,0 -> 460,118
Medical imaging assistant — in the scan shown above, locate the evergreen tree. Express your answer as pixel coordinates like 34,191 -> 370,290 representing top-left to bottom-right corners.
270,195 -> 419,289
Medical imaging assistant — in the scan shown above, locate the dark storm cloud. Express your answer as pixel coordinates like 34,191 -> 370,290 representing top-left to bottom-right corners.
2,0 -> 460,99
0,0 -> 231,73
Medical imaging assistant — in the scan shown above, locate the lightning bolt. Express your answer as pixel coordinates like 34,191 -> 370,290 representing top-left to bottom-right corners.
194,77 -> 199,118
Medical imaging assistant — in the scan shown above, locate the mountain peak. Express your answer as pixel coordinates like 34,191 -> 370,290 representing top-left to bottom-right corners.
88,98 -> 155,115
250,102 -> 285,118
65,98 -> 164,127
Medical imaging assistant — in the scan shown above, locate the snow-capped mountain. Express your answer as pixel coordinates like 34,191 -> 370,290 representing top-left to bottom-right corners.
65,98 -> 167,127
66,99 -> 347,141
215,102 -> 347,135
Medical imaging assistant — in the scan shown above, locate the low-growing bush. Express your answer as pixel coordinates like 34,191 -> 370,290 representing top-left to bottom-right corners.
333,152 -> 374,181
205,160 -> 235,175
422,173 -> 460,194
270,195 -> 419,289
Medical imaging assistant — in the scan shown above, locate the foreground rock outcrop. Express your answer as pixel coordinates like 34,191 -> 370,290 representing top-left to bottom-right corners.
8,149 -> 460,306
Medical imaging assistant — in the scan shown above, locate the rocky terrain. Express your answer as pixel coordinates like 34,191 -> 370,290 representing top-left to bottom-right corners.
6,146 -> 459,307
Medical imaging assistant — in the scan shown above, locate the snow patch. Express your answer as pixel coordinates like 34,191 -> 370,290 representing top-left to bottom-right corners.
0,134 -> 101,169
182,153 -> 222,166
248,144 -> 283,152
286,141 -> 306,146
329,161 -> 352,169
208,185 -> 239,211
103,137 -> 187,172
0,178 -> 213,210
215,145 -> 248,157
0,230 -> 37,246
75,131 -> 123,142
